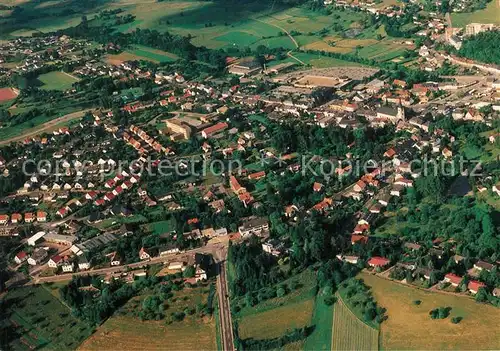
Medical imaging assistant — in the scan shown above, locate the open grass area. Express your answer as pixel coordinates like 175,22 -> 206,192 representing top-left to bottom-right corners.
0,285 -> 93,350
303,295 -> 334,351
238,298 -> 314,340
147,219 -> 175,235
451,0 -> 500,28
235,269 -> 317,341
360,272 -> 500,350
37,71 -> 79,91
332,293 -> 379,351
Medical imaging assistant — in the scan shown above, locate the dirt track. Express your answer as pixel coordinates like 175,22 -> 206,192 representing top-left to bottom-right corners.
0,109 -> 93,145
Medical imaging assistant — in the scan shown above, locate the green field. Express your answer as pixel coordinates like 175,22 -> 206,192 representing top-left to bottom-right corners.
37,71 -> 80,91
292,52 -> 368,68
451,1 -> 500,28
235,269 -> 330,344
360,272 -> 500,350
147,219 -> 175,235
332,293 -> 379,351
0,285 -> 93,350
303,295 -> 334,351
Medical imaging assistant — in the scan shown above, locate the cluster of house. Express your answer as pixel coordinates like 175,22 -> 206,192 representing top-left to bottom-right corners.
336,252 -> 498,296
0,211 -> 47,225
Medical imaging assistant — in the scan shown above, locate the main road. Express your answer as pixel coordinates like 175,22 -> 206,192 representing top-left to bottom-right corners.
214,247 -> 235,351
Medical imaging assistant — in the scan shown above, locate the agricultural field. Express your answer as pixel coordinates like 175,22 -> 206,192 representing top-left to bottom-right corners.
360,272 -> 500,350
37,71 -> 80,91
0,87 -> 19,102
0,285 -> 93,350
106,45 -> 178,65
79,285 -> 217,351
331,294 -> 379,351
451,1 -> 500,28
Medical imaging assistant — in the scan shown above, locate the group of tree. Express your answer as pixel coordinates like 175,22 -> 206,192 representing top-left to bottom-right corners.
459,30 -> 500,65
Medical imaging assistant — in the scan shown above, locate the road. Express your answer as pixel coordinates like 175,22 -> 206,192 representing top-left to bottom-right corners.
0,109 -> 93,146
215,250 -> 235,351
31,243 -> 223,284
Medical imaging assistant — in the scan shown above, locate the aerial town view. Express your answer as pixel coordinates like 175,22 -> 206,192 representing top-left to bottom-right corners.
0,0 -> 499,350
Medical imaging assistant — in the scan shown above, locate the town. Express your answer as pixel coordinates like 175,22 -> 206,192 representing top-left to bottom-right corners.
0,0 -> 499,350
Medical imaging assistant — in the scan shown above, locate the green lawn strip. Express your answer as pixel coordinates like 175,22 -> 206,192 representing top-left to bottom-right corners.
303,295 -> 334,351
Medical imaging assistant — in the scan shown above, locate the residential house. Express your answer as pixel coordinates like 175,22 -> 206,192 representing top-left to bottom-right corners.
238,216 -> 269,237
14,251 -> 28,264
368,256 -> 390,268
48,255 -> 63,268
468,280 -> 486,294
159,244 -> 180,256
474,260 -> 494,272
444,273 -> 462,287
78,257 -> 91,270
139,247 -> 150,260
27,248 -> 48,266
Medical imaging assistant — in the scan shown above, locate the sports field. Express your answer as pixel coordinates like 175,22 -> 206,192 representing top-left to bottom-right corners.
106,45 -> 179,65
332,294 -> 379,351
0,87 -> 18,102
360,272 -> 500,350
37,71 -> 79,91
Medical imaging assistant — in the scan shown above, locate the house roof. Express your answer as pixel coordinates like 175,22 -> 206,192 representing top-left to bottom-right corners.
50,255 -> 63,264
468,280 -> 486,291
368,256 -> 390,266
445,273 -> 462,285
16,251 -> 27,259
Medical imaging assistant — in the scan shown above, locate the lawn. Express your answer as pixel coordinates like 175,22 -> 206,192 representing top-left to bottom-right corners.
0,285 -> 93,350
360,272 -> 500,350
147,219 -> 175,235
79,285 -> 217,351
451,0 -> 500,28
331,293 -> 379,351
37,71 -> 79,91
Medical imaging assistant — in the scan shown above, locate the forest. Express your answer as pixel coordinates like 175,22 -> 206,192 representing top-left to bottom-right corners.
459,30 -> 500,65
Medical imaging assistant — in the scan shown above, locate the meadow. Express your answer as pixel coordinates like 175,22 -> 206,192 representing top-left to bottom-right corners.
0,285 -> 93,350
0,0 -> 406,62
235,268 -> 336,346
331,294 -> 379,351
451,1 -> 500,28
37,71 -> 80,91
106,45 -> 178,65
360,272 -> 500,350
79,285 -> 217,351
